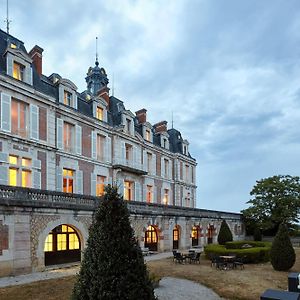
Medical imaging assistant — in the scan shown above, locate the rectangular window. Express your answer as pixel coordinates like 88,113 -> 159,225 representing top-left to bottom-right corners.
96,175 -> 106,196
57,234 -> 67,251
164,159 -> 169,178
44,234 -> 53,252
69,233 -> 80,250
180,162 -> 183,180
125,144 -> 132,161
13,62 -> 25,81
126,119 -> 131,133
97,134 -> 105,160
21,169 -> 31,187
96,107 -> 103,121
163,188 -> 169,205
64,91 -> 72,106
191,166 -> 194,183
8,155 -> 32,188
11,99 -> 29,138
9,155 -> 18,165
124,180 -> 134,201
145,129 -> 151,141
146,185 -> 153,203
63,168 -> 74,193
185,165 -> 189,181
63,122 -> 75,152
9,168 -> 17,186
147,153 -> 152,173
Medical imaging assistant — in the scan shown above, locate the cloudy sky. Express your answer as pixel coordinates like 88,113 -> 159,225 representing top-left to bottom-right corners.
1,0 -> 300,213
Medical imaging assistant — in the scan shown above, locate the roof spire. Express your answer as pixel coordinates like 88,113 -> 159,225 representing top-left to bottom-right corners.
112,72 -> 115,96
5,0 -> 11,34
171,111 -> 174,129
95,36 -> 99,66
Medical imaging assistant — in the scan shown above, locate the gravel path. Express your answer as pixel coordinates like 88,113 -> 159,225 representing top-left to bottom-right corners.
155,277 -> 222,300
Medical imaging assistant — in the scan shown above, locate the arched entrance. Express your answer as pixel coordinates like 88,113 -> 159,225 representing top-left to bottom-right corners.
173,225 -> 180,249
44,224 -> 81,266
207,225 -> 216,244
191,226 -> 199,247
144,225 -> 158,251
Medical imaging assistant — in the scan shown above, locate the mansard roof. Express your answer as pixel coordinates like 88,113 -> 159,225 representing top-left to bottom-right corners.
0,29 -> 195,159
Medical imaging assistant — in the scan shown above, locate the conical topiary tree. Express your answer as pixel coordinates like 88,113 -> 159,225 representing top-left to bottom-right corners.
72,185 -> 156,300
253,227 -> 262,241
217,220 -> 233,245
270,223 -> 296,271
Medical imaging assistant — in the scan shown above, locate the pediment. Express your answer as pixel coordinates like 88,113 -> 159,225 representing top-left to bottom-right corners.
5,47 -> 32,63
59,78 -> 78,91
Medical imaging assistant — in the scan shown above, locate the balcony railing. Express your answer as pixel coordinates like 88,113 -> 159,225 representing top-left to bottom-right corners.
113,157 -> 147,175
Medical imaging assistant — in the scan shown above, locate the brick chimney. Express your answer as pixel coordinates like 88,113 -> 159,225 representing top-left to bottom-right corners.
29,45 -> 44,76
97,87 -> 110,106
135,109 -> 147,124
153,121 -> 168,133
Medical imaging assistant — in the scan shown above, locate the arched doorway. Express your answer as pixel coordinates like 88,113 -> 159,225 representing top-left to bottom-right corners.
144,225 -> 158,251
207,225 -> 216,244
191,226 -> 199,247
44,224 -> 81,266
173,225 -> 180,249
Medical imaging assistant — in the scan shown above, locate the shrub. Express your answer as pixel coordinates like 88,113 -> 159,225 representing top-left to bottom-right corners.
72,185 -> 156,300
217,220 -> 233,245
204,242 -> 271,263
270,223 -> 296,271
149,273 -> 161,288
253,227 -> 262,241
225,241 -> 269,249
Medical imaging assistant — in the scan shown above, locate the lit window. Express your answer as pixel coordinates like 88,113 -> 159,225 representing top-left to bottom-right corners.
22,158 -> 31,167
97,134 -> 105,161
124,181 -> 134,201
21,170 -> 31,187
63,168 -> 74,193
96,175 -> 106,196
164,159 -> 169,178
147,153 -> 152,173
9,168 -> 17,186
146,185 -> 153,203
11,99 -> 29,138
125,144 -> 132,161
13,62 -> 25,81
9,155 -> 32,188
173,227 -> 179,241
57,233 -> 67,251
96,107 -> 103,121
9,155 -> 18,165
63,122 -> 74,152
69,233 -> 80,250
163,189 -> 169,205
145,129 -> 151,141
44,234 -> 53,252
10,43 -> 17,49
64,91 -> 72,106
192,226 -> 199,239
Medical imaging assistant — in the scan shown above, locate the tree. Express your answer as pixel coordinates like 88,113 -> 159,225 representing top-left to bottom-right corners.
72,185 -> 156,300
217,220 -> 233,245
270,223 -> 295,271
242,175 -> 300,233
253,227 -> 262,241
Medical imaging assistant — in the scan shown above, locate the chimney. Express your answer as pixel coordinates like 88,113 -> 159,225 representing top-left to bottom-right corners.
29,45 -> 44,76
97,86 -> 110,106
153,121 -> 168,133
135,109 -> 147,124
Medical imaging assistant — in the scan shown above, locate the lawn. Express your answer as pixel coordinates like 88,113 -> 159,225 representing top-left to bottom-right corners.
1,248 -> 299,300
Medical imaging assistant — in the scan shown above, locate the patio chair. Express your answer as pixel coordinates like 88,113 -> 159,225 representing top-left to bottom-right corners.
172,250 -> 178,262
215,256 -> 227,270
233,256 -> 245,270
190,252 -> 201,264
175,252 -> 186,264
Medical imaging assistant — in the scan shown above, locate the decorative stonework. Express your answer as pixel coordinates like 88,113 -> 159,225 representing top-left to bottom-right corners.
0,220 -> 9,255
30,215 -> 60,268
74,216 -> 92,231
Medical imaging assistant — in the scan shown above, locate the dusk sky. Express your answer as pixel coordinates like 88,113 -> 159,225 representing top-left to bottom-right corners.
1,0 -> 300,213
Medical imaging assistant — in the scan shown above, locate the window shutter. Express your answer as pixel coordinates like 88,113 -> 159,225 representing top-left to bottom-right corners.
0,153 -> 8,163
169,160 -> 172,180
30,104 -> 39,140
153,187 -> 157,204
143,150 -> 147,172
73,93 -> 78,109
25,66 -> 33,85
76,170 -> 83,194
75,125 -> 82,155
0,165 -> 8,185
33,170 -> 41,189
56,167 -> 63,191
142,184 -> 146,202
32,159 -> 41,170
135,182 -> 140,202
1,93 -> 11,132
121,142 -> 126,161
177,161 -> 180,181
118,180 -> 124,197
58,86 -> 64,103
152,153 -> 156,176
6,54 -> 13,76
106,137 -> 111,163
91,173 -> 96,196
56,118 -> 63,150
161,157 -> 165,179
133,146 -> 137,168
91,131 -> 97,159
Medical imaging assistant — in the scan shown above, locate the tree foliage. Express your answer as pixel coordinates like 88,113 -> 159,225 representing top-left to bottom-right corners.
217,220 -> 233,245
72,185 -> 156,300
270,223 -> 295,271
242,175 -> 300,233
253,227 -> 262,241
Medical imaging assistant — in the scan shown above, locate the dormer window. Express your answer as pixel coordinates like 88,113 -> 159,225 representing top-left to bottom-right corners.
145,129 -> 151,141
10,43 -> 17,49
13,62 -> 25,81
96,106 -> 103,121
126,119 -> 131,134
183,145 -> 187,155
64,91 -> 72,106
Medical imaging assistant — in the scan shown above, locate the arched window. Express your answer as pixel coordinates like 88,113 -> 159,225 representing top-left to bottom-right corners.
44,224 -> 81,266
144,225 -> 158,252
192,226 -> 199,246
173,226 -> 180,249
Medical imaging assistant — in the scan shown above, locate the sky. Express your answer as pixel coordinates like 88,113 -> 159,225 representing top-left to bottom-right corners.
1,0 -> 300,213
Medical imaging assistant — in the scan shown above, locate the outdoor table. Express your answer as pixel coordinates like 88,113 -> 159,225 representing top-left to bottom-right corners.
219,255 -> 235,270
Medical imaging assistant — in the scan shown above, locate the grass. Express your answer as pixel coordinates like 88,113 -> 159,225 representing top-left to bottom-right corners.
1,248 -> 300,300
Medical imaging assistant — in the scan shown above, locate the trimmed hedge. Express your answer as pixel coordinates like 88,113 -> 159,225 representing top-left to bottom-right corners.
225,241 -> 270,249
204,242 -> 271,263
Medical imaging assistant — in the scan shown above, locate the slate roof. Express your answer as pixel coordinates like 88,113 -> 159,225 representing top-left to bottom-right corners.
0,29 -> 194,160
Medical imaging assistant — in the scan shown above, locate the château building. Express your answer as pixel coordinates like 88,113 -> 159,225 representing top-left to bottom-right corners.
0,29 -> 243,276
